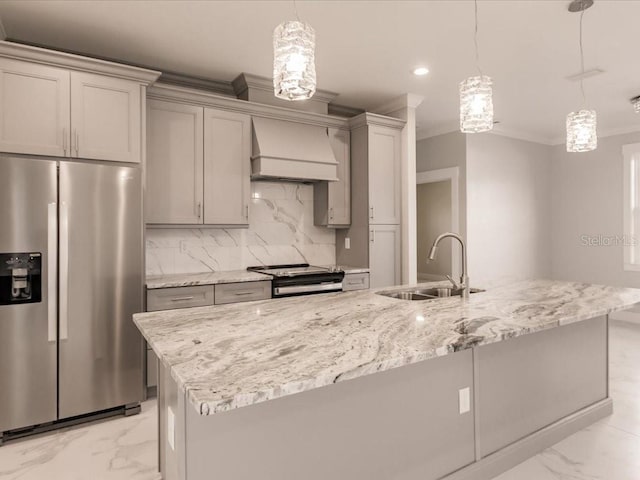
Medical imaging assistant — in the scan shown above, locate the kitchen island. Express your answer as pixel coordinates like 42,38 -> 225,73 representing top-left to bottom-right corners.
133,280 -> 640,480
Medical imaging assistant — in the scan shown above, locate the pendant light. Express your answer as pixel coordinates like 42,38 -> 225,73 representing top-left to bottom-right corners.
459,0 -> 494,133
566,0 -> 597,153
631,95 -> 640,114
273,1 -> 316,101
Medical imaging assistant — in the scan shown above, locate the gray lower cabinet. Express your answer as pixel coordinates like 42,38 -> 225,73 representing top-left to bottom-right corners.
145,281 -> 272,389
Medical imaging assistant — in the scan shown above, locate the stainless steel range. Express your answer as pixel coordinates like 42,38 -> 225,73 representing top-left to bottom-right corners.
247,264 -> 344,298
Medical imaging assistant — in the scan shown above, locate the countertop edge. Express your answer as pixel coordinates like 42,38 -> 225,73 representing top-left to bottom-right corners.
134,295 -> 639,417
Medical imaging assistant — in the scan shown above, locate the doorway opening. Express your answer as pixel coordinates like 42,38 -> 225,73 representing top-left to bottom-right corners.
416,167 -> 460,282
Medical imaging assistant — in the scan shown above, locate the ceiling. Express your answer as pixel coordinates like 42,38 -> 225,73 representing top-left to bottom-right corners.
0,0 -> 639,144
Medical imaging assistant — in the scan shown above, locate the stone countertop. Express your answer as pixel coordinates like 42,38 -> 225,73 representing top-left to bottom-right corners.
146,270 -> 271,289
133,279 -> 640,416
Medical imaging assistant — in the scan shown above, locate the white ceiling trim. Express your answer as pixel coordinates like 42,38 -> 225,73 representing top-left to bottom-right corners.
374,93 -> 425,115
550,124 -> 640,146
416,122 -> 460,141
490,125 -> 554,146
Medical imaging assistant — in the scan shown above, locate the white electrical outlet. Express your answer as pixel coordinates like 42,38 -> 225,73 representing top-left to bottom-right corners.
167,406 -> 175,450
345,237 -> 351,249
459,387 -> 471,414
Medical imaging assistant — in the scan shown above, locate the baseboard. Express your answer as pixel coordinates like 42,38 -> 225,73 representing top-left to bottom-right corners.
443,398 -> 613,480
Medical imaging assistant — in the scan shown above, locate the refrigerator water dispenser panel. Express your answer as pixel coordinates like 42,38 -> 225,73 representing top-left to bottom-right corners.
0,252 -> 42,305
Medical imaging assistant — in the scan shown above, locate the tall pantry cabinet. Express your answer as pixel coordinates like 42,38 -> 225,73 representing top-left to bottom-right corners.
337,113 -> 404,288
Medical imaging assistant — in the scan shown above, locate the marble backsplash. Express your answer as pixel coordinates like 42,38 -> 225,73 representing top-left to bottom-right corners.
146,181 -> 336,275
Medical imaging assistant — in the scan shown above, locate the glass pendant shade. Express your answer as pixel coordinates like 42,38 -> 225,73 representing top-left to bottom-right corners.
459,75 -> 494,133
633,98 -> 640,114
273,20 -> 316,101
566,109 -> 597,152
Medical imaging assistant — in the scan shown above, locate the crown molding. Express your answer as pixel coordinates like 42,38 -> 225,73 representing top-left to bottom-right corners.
374,93 -> 425,115
328,103 -> 365,118
148,83 -> 350,130
349,112 -> 406,130
551,124 -> 640,146
159,72 -> 235,97
490,125 -> 554,146
232,72 -> 339,104
0,40 -> 160,84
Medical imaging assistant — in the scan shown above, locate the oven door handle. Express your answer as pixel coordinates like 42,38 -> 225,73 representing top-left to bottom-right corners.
274,282 -> 343,296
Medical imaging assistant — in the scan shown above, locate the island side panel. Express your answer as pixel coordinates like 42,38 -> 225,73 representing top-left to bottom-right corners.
183,350 -> 475,480
475,315 -> 608,458
159,363 -> 187,480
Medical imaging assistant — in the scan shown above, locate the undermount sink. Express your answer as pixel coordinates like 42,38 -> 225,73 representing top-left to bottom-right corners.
378,287 -> 484,301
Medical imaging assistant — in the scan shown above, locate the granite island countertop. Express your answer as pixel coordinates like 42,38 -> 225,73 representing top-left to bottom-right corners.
133,279 -> 640,416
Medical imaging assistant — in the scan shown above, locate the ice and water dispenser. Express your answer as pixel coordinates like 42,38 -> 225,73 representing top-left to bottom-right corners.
0,253 -> 42,305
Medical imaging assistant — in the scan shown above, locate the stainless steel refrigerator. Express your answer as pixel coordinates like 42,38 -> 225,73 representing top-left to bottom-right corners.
0,155 -> 144,437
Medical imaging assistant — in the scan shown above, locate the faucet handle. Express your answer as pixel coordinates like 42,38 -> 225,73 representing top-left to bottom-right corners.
445,274 -> 462,289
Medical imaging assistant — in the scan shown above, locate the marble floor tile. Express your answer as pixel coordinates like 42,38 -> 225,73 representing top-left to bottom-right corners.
0,399 -> 160,480
495,320 -> 640,480
1,321 -> 639,480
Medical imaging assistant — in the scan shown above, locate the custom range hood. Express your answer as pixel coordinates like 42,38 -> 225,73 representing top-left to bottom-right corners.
251,117 -> 338,182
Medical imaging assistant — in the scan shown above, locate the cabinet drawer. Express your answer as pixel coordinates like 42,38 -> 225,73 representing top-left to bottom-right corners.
215,281 -> 271,305
343,273 -> 370,291
147,285 -> 214,312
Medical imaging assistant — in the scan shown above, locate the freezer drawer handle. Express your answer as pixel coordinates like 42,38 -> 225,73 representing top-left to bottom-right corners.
47,202 -> 57,342
59,201 -> 69,340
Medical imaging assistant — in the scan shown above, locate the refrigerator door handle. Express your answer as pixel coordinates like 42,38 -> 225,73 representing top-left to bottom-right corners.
60,201 -> 69,340
47,202 -> 57,342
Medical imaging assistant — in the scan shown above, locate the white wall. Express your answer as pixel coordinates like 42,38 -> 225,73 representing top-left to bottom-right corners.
416,132 -> 467,239
550,132 -> 640,288
417,181 -> 452,278
466,134 -> 552,285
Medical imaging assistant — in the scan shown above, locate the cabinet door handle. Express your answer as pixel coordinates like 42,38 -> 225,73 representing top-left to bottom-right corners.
245,205 -> 249,220
329,207 -> 334,220
170,296 -> 195,302
370,230 -> 375,243
370,206 -> 374,219
75,130 -> 79,156
197,202 -> 202,219
62,128 -> 67,156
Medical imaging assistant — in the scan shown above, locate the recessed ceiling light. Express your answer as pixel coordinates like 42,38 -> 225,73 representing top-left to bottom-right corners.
413,67 -> 429,76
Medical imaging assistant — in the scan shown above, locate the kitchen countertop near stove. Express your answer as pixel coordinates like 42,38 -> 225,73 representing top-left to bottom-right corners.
133,279 -> 640,417
146,270 -> 271,290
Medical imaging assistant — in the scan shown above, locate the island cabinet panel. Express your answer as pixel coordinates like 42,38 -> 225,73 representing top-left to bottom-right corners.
170,350 -> 475,480
203,108 -> 250,225
146,100 -> 204,224
475,315 -> 608,458
0,59 -> 70,157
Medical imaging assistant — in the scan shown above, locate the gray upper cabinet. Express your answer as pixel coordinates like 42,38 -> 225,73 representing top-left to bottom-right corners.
314,128 -> 351,228
0,59 -> 70,157
335,113 -> 405,288
203,108 -> 250,226
0,56 -> 150,163
368,124 -> 401,225
146,100 -> 251,226
146,99 -> 204,224
70,72 -> 142,163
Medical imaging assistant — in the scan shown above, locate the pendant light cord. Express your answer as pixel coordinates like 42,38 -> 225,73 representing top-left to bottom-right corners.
474,0 -> 483,76
579,9 -> 586,107
293,0 -> 300,21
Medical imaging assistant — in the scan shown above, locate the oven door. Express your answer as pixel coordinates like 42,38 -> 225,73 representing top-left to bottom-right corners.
273,272 -> 344,297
